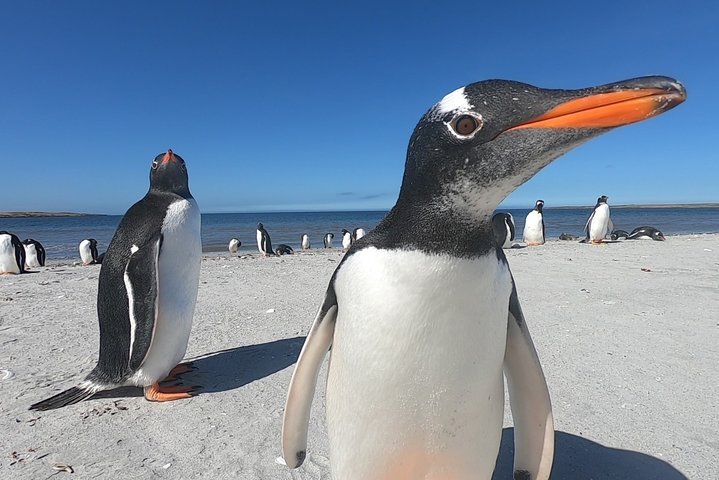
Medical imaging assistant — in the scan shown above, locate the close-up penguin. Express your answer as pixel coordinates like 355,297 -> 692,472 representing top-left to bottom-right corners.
281,76 -> 685,480
30,150 -> 202,410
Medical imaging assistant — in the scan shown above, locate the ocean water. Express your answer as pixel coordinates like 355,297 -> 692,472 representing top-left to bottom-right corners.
1,207 -> 717,260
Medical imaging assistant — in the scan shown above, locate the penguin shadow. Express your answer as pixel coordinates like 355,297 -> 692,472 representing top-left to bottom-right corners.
492,428 -> 688,480
186,336 -> 305,393
94,336 -> 305,400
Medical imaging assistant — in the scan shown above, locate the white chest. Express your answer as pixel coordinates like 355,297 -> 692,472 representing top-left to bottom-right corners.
24,244 -> 40,267
326,247 -> 512,479
256,230 -> 264,253
0,235 -> 20,273
589,204 -> 610,240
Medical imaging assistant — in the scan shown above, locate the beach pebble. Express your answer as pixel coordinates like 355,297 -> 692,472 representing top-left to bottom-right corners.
275,457 -> 287,466
266,308 -> 275,313
0,369 -> 15,380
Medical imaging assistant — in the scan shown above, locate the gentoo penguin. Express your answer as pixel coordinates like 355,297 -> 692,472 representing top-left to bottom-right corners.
352,228 -> 366,241
228,238 -> 241,255
341,229 -> 352,250
256,223 -> 274,256
301,234 -> 311,250
610,229 -> 630,240
585,195 -> 611,244
523,200 -> 545,246
30,150 -> 202,410
492,212 -> 515,248
323,233 -> 334,248
282,76 -> 685,480
558,233 -> 580,241
628,226 -> 666,241
276,244 -> 294,255
0,231 -> 26,275
22,238 -> 46,268
79,239 -> 100,265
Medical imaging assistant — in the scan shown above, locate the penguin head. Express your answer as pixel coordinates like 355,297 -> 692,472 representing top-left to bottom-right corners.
534,200 -> 544,213
596,195 -> 609,206
257,223 -> 264,230
399,77 -> 685,218
652,229 -> 666,241
150,149 -> 190,197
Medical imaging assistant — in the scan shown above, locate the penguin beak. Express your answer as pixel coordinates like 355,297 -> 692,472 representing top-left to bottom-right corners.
509,77 -> 686,131
162,149 -> 175,164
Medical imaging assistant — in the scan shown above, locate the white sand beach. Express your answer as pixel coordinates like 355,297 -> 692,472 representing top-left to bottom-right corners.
1,235 -> 718,479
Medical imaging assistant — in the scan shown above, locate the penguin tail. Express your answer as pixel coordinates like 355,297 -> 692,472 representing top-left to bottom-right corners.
29,384 -> 97,411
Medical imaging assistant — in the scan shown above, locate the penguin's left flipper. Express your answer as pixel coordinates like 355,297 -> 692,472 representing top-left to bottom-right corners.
282,284 -> 338,468
124,235 -> 162,371
504,281 -> 555,480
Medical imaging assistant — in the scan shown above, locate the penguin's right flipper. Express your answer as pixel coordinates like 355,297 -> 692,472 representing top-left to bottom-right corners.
282,284 -> 337,468
124,234 -> 162,371
504,280 -> 554,480
584,210 -> 595,236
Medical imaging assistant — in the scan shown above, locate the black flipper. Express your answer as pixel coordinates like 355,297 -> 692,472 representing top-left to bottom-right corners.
124,235 -> 162,371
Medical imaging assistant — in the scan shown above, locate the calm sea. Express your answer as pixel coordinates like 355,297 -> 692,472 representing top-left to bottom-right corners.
2,207 -> 717,260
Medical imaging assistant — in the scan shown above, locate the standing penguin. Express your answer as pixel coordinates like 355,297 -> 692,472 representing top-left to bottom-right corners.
256,223 -> 274,256
323,233 -> 334,248
341,229 -> 352,250
585,195 -> 611,244
22,239 -> 46,268
30,150 -> 202,410
492,212 -> 516,249
301,234 -> 311,250
228,238 -> 241,255
282,76 -> 685,479
352,228 -> 366,241
0,231 -> 26,275
523,200 -> 546,246
79,239 -> 101,265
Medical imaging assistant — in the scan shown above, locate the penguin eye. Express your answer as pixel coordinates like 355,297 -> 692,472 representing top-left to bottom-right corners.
152,160 -> 159,170
450,114 -> 483,137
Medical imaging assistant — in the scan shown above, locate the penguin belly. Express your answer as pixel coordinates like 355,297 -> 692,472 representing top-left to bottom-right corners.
523,211 -> 544,245
128,199 -> 201,386
256,230 -> 264,254
0,236 -> 20,273
327,248 -> 511,480
24,244 -> 41,268
588,204 -> 610,242
502,222 -> 513,249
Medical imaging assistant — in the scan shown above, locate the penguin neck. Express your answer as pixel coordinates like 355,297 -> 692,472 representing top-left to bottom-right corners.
149,185 -> 192,200
371,195 -> 499,258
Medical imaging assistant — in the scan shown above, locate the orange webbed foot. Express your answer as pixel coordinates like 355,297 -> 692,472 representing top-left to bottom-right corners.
143,382 -> 200,402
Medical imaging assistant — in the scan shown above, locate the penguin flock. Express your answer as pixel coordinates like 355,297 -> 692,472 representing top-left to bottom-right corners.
13,75 -> 686,480
226,224 -> 367,257
493,195 -> 667,249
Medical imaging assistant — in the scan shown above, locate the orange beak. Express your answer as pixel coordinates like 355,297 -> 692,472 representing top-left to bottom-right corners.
510,84 -> 686,131
162,149 -> 174,164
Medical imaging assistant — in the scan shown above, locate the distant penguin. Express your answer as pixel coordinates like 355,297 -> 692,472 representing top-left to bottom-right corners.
610,230 -> 630,240
352,228 -> 366,241
22,238 -> 46,268
585,195 -> 611,244
301,234 -> 311,250
276,244 -> 294,255
559,233 -> 580,241
79,239 -> 100,265
30,149 -> 202,410
0,231 -> 26,275
323,233 -> 334,248
228,238 -> 241,254
256,223 -> 274,256
491,212 -> 515,248
523,200 -> 545,246
627,226 -> 666,241
341,229 -> 352,250
281,75 -> 685,480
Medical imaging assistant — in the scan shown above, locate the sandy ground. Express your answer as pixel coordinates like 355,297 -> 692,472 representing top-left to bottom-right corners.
1,235 -> 718,479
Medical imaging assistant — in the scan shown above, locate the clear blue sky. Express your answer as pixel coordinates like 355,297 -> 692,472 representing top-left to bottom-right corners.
1,1 -> 716,214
